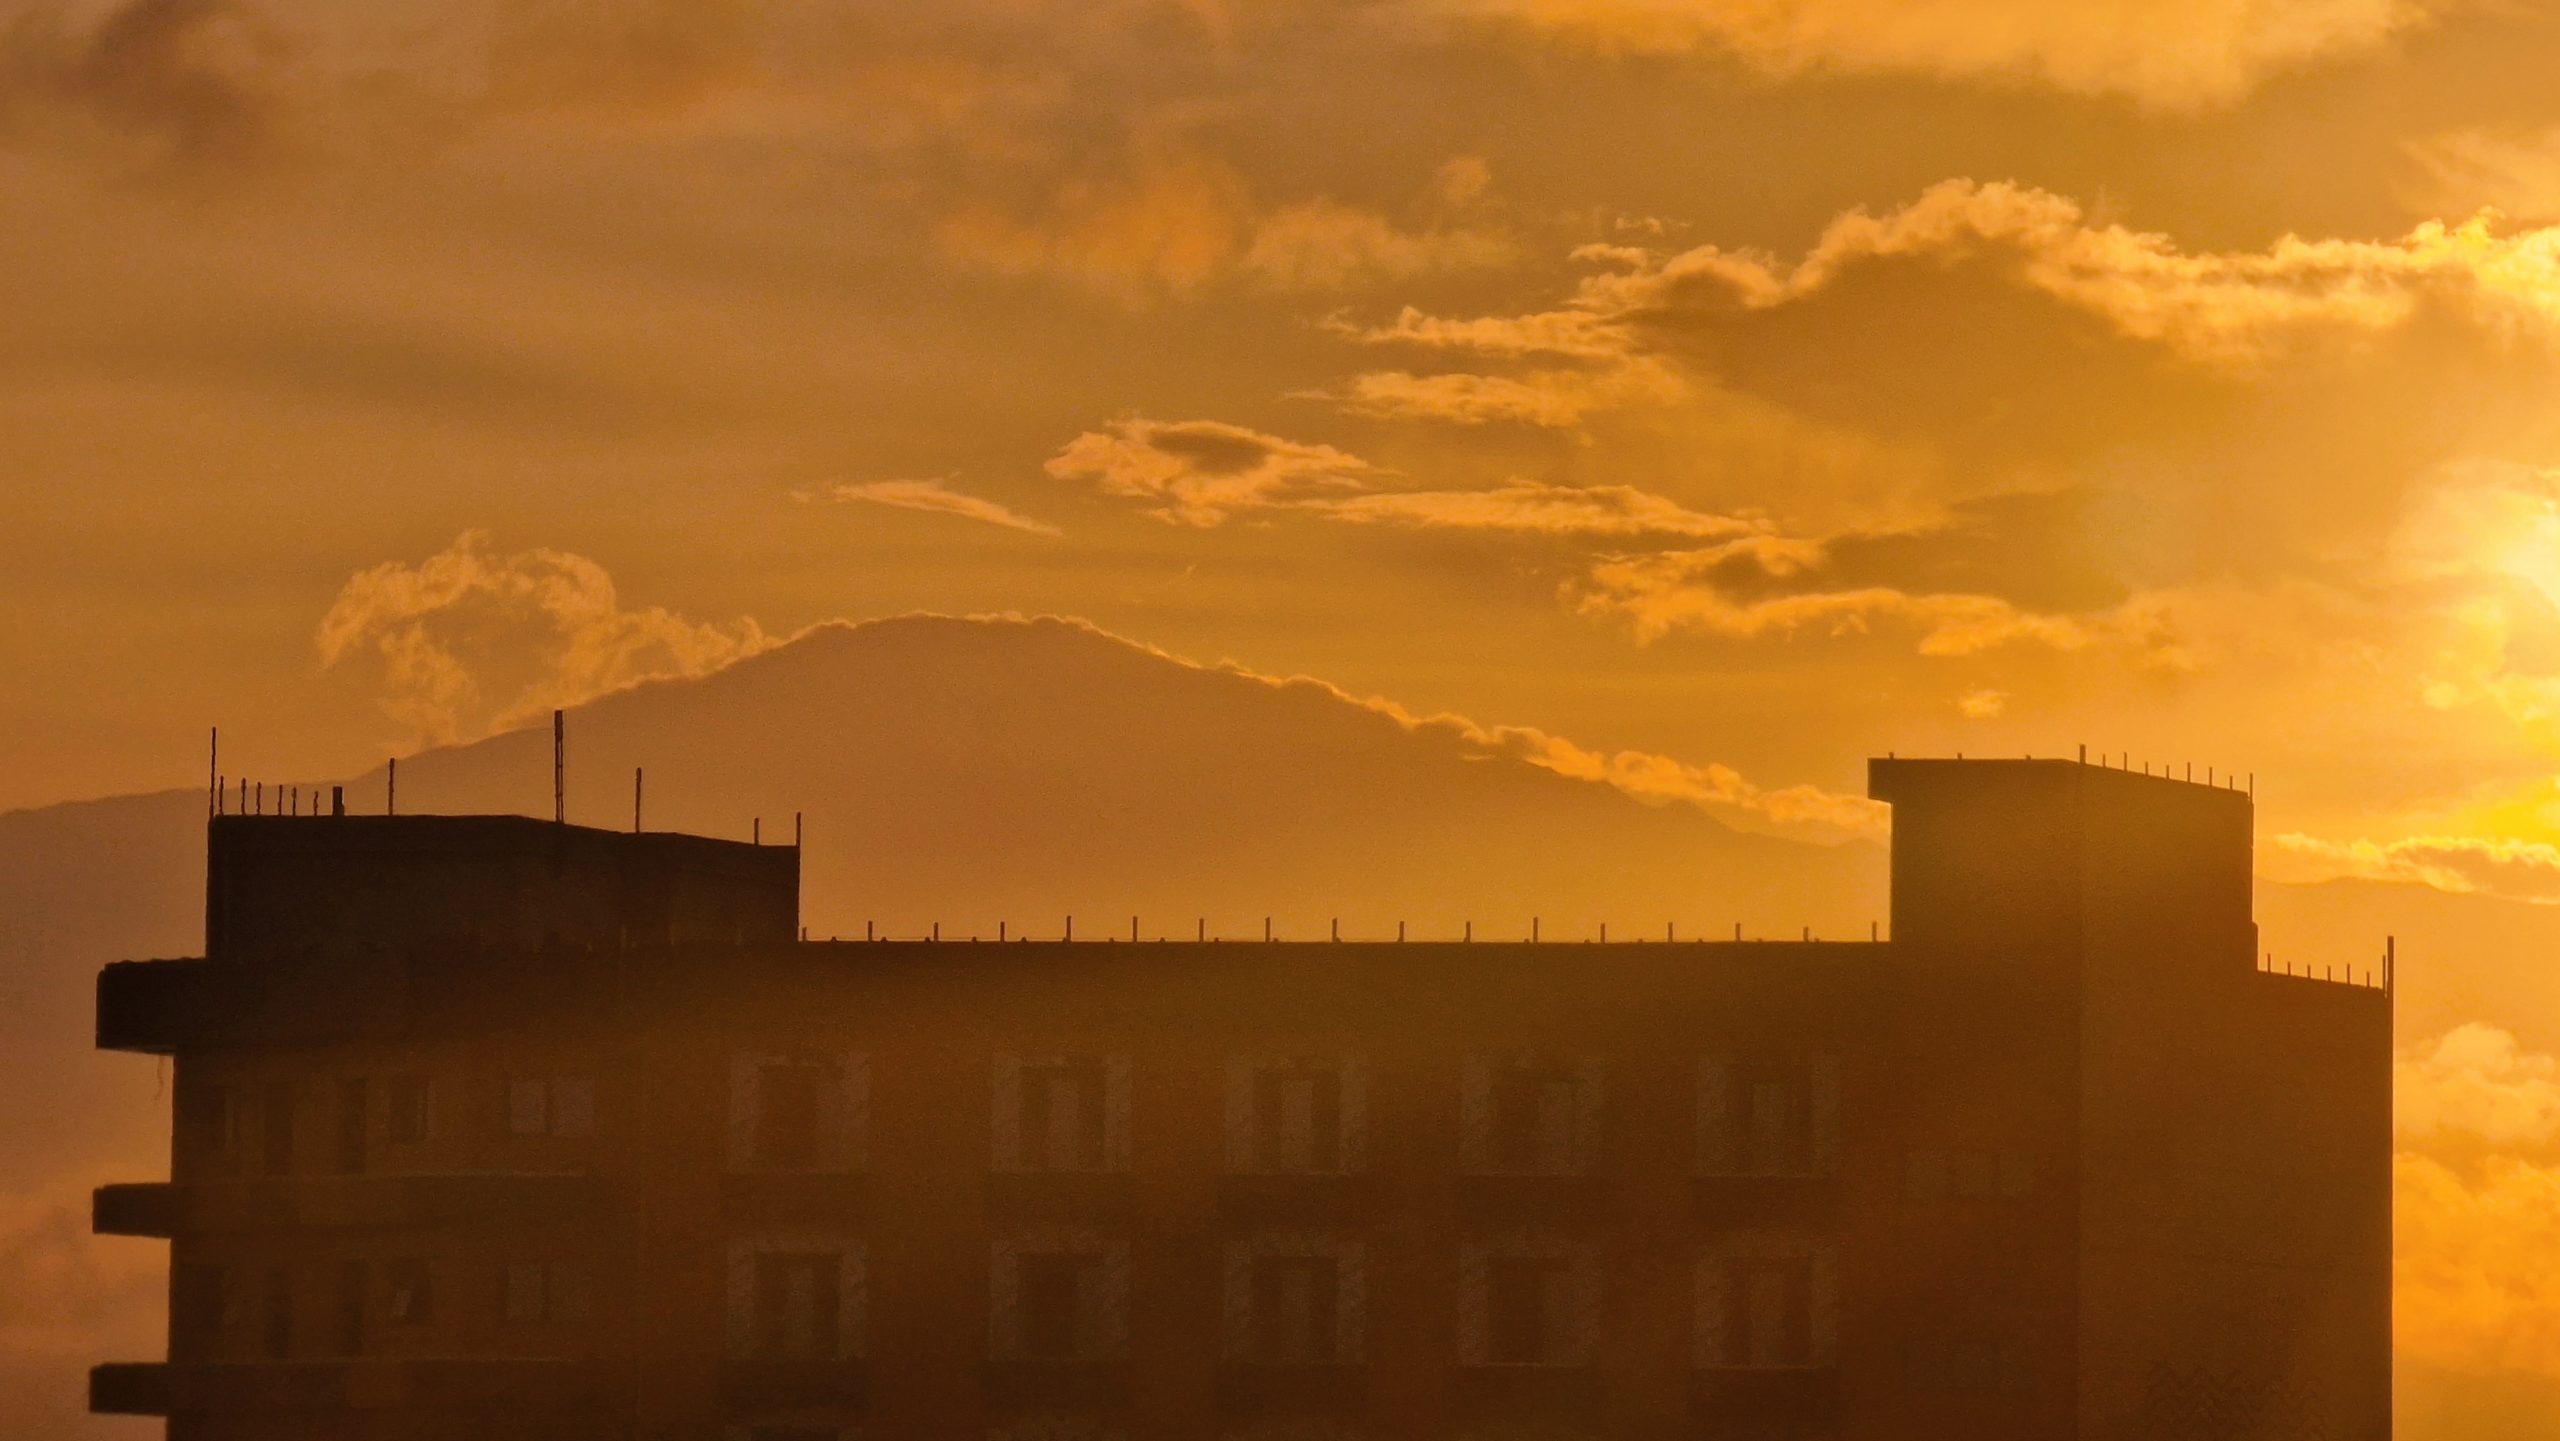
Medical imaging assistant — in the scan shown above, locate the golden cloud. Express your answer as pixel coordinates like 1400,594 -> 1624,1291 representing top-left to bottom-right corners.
1443,0 -> 2448,109
2400,1025 -> 2560,1153
1046,415 -> 1765,539
315,530 -> 772,745
1329,181 -> 2560,442
1043,416 -> 1380,525
941,152 -> 1513,301
2399,1152 -> 2560,1379
1574,535 -> 2177,655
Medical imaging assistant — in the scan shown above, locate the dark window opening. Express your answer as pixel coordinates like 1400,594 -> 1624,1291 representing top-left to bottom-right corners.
260,1081 -> 295,1177
1251,1066 -> 1343,1172
334,1078 -> 369,1176
1250,1254 -> 1340,1363
333,1260 -> 366,1356
386,1076 -> 431,1145
753,1062 -> 828,1170
1490,1066 -> 1582,1174
263,1267 -> 292,1359
750,1253 -> 843,1361
1707,1256 -> 1817,1368
1021,1062 -> 1108,1172
386,1259 -> 433,1324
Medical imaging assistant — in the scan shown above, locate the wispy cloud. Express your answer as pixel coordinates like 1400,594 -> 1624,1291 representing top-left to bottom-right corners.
2263,833 -> 2560,904
1443,0 -> 2451,109
798,478 -> 1060,535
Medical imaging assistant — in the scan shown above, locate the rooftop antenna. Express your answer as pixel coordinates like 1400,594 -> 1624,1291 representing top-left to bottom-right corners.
387,758 -> 397,815
552,709 -> 566,825
207,727 -> 218,820
633,767 -> 643,833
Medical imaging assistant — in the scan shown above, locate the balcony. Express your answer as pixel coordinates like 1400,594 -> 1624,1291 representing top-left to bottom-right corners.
1690,1173 -> 1841,1228
980,1359 -> 1129,1410
983,1172 -> 1134,1224
1448,1363 -> 1602,1419
90,1358 -> 608,1416
93,1173 -> 611,1238
1691,1367 -> 1839,1432
96,958 -> 406,1054
1456,1172 -> 1606,1224
720,1171 -> 872,1229
717,1359 -> 868,1410
1215,1173 -> 1373,1223
1213,1361 -> 1368,1415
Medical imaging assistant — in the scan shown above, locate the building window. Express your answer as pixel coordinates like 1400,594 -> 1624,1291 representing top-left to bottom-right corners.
178,1083 -> 236,1157
1226,1056 -> 1364,1175
335,1078 -> 370,1175
386,1075 -> 434,1146
1695,1235 -> 1838,1370
992,1055 -> 1130,1174
729,1052 -> 867,1173
260,1080 -> 296,1176
263,1266 -> 292,1358
386,1259 -> 434,1324
727,1238 -> 863,1361
504,1259 -> 594,1324
508,1076 -> 596,1138
175,1265 -> 231,1334
1462,1056 -> 1600,1176
990,1231 -> 1128,1363
334,1260 -> 367,1355
1457,1235 -> 1599,1367
1222,1232 -> 1365,1363
1697,1056 -> 1840,1178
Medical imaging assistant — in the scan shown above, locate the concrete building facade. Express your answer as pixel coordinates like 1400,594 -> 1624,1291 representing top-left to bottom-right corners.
90,758 -> 2391,1440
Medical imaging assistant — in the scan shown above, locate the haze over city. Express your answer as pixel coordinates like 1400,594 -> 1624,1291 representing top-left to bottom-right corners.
8,0 -> 2560,1436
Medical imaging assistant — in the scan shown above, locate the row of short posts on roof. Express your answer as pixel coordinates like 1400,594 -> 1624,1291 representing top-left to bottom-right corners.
799,917 -> 1888,944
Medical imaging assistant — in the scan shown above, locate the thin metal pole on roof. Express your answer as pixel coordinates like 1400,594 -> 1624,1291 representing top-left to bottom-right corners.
553,710 -> 566,824
208,728 -> 218,819
1532,917 -> 1540,943
387,758 -> 396,815
633,768 -> 643,832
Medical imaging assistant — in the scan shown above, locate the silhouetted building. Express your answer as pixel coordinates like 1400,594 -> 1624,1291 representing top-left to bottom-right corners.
91,758 -> 2390,1440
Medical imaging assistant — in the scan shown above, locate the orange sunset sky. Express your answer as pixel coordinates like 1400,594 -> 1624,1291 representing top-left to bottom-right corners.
11,0 -> 2560,1435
